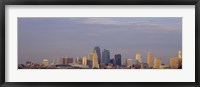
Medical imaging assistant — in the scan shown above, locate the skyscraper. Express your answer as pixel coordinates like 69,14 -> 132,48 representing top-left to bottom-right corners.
147,52 -> 153,68
82,56 -> 87,66
153,57 -> 162,69
102,49 -> 110,64
88,53 -> 93,61
136,53 -> 142,64
115,54 -> 122,66
92,50 -> 99,68
94,46 -> 101,64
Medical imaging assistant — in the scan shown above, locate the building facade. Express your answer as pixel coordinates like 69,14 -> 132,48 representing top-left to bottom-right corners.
92,50 -> 99,68
178,51 -> 182,67
102,49 -> 110,64
42,58 -> 49,66
153,57 -> 162,69
122,58 -> 127,66
94,46 -> 101,64
115,54 -> 122,66
82,56 -> 87,66
66,58 -> 73,65
147,52 -> 153,68
127,58 -> 132,68
169,57 -> 179,69
136,53 -> 142,64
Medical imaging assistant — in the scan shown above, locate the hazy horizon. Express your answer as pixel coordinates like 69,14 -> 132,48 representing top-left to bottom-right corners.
18,17 -> 182,65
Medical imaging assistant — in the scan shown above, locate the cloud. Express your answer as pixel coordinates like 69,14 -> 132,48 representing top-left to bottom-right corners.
75,18 -> 147,26
82,18 -> 148,25
69,18 -> 181,30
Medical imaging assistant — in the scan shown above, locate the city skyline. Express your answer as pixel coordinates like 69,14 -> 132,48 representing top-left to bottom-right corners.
18,17 -> 182,65
18,47 -> 182,69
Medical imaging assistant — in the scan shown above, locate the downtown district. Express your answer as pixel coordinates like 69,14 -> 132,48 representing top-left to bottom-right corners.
18,46 -> 182,69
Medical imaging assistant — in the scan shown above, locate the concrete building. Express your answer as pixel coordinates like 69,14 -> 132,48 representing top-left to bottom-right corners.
127,58 -> 133,68
147,52 -> 153,68
76,57 -> 82,65
122,58 -> 127,66
115,54 -> 122,66
66,58 -> 73,65
178,51 -> 182,66
82,56 -> 87,66
42,58 -> 49,66
88,53 -> 93,61
94,46 -> 101,64
153,57 -> 162,69
61,58 -> 66,65
169,57 -> 179,69
102,49 -> 110,64
136,53 -> 142,64
92,50 -> 99,68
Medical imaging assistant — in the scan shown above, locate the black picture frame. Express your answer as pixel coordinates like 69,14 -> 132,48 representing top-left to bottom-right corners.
0,0 -> 199,87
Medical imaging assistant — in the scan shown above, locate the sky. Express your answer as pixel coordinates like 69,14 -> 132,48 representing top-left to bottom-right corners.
18,17 -> 182,65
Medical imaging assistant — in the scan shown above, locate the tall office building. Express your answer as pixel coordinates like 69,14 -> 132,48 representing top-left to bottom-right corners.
88,53 -> 93,61
94,46 -> 101,64
147,52 -> 153,68
169,57 -> 179,69
153,57 -> 162,69
92,50 -> 99,68
115,54 -> 122,66
87,53 -> 93,68
127,58 -> 133,68
102,49 -> 110,64
42,58 -> 49,66
82,56 -> 87,66
87,60 -> 92,68
136,53 -> 142,64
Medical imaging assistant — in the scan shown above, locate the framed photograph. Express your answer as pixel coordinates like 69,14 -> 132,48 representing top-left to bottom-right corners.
0,0 -> 199,87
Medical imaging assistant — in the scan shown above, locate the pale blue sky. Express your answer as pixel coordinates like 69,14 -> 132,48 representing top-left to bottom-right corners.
18,17 -> 182,65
